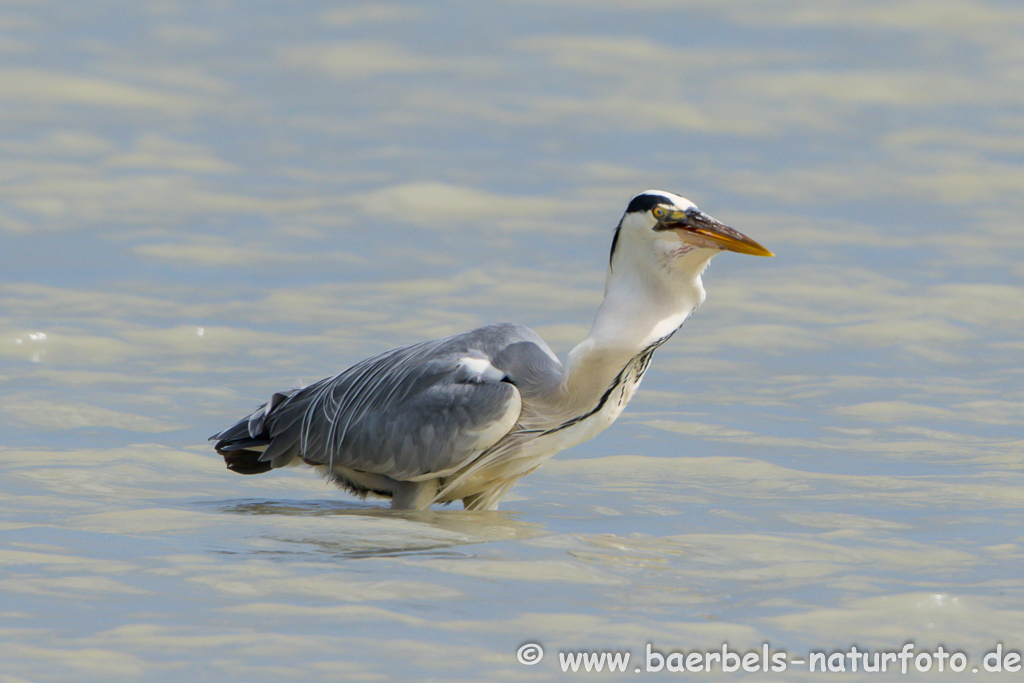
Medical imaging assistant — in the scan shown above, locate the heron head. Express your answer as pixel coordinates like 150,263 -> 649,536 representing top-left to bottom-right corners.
610,190 -> 773,276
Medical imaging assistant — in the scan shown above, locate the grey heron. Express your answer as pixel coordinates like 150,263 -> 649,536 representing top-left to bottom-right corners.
210,190 -> 773,510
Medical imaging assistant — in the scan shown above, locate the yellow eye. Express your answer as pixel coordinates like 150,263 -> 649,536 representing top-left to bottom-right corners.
652,206 -> 666,219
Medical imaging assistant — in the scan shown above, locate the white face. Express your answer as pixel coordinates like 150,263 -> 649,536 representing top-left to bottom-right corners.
615,191 -> 714,274
608,188 -> 771,294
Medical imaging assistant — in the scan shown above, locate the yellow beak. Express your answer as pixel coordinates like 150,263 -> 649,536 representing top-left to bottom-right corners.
662,208 -> 774,257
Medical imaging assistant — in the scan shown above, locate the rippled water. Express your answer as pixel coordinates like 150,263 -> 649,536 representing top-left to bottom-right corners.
3,1 -> 1024,680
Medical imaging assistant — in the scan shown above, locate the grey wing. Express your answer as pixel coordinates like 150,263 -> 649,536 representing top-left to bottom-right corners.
213,324 -> 562,480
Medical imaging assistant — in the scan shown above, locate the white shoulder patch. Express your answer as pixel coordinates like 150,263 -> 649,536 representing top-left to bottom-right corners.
458,356 -> 506,383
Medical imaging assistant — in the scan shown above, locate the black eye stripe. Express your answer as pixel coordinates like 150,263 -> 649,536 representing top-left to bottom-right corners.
625,193 -> 673,214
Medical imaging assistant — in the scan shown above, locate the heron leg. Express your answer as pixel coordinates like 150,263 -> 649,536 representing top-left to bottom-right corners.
391,478 -> 439,510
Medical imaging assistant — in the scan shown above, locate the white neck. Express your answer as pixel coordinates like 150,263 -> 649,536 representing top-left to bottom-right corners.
559,246 -> 713,416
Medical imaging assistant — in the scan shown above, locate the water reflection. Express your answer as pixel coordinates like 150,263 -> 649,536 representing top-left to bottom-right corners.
208,499 -> 545,559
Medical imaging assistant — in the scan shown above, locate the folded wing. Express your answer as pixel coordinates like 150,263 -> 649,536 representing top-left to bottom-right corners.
211,323 -> 562,481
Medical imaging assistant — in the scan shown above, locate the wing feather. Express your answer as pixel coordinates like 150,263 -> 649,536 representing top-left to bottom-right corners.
212,324 -> 561,481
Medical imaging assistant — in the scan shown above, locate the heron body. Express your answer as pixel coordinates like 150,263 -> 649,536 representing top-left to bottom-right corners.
210,190 -> 772,510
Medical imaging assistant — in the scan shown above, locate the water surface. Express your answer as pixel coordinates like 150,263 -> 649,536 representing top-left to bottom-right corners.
2,1 -> 1024,680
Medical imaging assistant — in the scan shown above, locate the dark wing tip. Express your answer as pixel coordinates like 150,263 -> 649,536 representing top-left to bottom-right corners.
222,450 -> 274,475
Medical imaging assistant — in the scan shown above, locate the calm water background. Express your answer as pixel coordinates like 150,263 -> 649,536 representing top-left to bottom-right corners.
2,1 -> 1023,680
